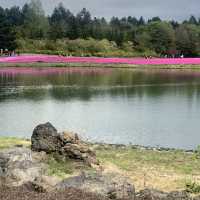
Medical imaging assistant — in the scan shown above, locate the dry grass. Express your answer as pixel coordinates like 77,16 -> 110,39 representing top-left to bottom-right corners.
1,137 -> 200,192
95,145 -> 200,192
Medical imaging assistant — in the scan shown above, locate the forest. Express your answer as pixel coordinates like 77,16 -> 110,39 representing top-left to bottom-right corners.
1,0 -> 200,57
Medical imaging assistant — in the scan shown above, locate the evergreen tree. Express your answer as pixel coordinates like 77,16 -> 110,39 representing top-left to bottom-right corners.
76,8 -> 92,38
188,15 -> 198,25
0,7 -> 17,50
49,3 -> 75,39
21,0 -> 49,39
147,21 -> 175,53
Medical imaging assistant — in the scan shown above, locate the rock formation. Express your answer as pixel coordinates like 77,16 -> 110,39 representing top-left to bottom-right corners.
56,171 -> 136,200
31,122 -> 98,166
0,147 -> 45,187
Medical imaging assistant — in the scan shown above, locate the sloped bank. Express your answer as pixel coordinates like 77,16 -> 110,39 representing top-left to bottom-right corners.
0,122 -> 200,200
0,122 -> 135,200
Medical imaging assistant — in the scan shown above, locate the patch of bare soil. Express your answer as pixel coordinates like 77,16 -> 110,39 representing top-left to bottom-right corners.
0,184 -> 109,200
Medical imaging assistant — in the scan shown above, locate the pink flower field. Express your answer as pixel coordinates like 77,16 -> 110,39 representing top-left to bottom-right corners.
0,54 -> 200,65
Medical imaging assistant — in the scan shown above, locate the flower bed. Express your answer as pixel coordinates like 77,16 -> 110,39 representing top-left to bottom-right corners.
0,55 -> 200,65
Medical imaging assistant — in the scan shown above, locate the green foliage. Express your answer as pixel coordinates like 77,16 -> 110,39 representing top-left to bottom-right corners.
0,7 -> 17,50
16,38 -> 153,57
147,21 -> 176,53
193,145 -> 200,159
95,145 -> 200,175
1,2 -> 200,56
186,181 -> 200,194
176,24 -> 200,56
20,0 -> 49,39
46,153 -> 74,178
0,137 -> 30,149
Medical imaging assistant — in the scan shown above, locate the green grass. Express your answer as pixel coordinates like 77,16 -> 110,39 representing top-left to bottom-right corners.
0,137 -> 90,179
186,181 -> 200,194
95,146 -> 200,175
1,137 -> 200,192
0,137 -> 30,149
94,145 -> 200,192
45,153 -> 74,178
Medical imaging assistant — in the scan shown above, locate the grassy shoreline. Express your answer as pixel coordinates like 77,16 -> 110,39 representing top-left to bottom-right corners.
1,62 -> 200,69
1,137 -> 200,192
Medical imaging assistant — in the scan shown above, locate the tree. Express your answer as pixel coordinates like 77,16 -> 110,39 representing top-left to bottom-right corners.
21,0 -> 49,39
0,7 -> 17,50
127,16 -> 138,26
170,20 -> 179,29
188,15 -> 198,25
138,16 -> 145,26
76,8 -> 92,38
5,6 -> 23,27
176,24 -> 200,56
49,3 -> 75,40
147,21 -> 175,53
148,17 -> 161,23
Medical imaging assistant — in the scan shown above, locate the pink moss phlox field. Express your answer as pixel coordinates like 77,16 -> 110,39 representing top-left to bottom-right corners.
1,55 -> 200,65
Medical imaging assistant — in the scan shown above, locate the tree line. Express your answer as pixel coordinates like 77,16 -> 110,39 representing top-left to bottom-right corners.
1,0 -> 200,57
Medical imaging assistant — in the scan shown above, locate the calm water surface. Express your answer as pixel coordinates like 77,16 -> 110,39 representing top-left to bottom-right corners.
0,67 -> 200,149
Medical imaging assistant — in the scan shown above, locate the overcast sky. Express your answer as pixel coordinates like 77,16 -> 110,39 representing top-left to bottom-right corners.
0,0 -> 199,21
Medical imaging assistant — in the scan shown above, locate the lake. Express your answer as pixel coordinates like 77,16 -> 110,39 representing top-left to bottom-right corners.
0,67 -> 200,150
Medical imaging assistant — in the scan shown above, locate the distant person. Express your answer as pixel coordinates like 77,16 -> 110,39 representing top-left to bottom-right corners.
4,49 -> 8,56
180,54 -> 184,58
11,51 -> 15,56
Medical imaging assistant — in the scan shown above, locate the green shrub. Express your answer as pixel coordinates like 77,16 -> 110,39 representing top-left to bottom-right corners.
16,38 -> 158,58
186,181 -> 200,193
46,153 -> 74,178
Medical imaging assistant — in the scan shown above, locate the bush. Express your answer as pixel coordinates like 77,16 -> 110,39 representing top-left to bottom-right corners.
16,38 -> 158,58
186,181 -> 200,194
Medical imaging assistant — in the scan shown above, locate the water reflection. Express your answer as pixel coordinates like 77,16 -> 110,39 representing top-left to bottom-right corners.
1,67 -> 200,149
1,68 -> 200,101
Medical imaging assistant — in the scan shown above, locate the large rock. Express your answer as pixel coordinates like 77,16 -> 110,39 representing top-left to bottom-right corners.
56,171 -> 135,200
60,132 -> 99,166
0,148 -> 45,187
31,123 -> 98,166
31,122 -> 61,153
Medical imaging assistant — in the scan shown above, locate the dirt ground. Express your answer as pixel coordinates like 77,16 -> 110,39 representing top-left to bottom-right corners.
0,184 -> 109,200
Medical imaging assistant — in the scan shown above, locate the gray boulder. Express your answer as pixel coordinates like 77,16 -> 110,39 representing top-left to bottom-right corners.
167,191 -> 190,200
136,189 -> 190,200
136,189 -> 167,200
0,148 -> 45,187
31,122 -> 61,153
56,171 -> 135,200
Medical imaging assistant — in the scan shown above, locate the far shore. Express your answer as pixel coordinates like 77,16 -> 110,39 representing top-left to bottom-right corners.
1,62 -> 200,69
1,55 -> 200,69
